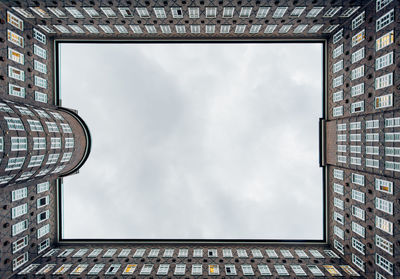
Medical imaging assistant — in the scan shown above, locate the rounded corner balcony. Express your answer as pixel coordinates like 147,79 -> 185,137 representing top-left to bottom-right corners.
57,107 -> 92,178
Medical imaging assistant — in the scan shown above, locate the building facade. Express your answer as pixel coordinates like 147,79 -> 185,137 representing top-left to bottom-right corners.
0,0 -> 399,278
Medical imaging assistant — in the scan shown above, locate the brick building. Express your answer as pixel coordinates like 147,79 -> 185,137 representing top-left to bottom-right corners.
0,0 -> 399,278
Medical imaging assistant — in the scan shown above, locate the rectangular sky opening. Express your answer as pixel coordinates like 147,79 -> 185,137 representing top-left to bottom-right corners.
59,42 -> 324,240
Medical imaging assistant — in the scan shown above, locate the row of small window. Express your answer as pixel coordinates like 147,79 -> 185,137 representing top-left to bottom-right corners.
0,166 -> 66,184
334,217 -> 392,242
337,145 -> 400,157
46,247 -> 336,260
333,94 -> 393,117
7,12 -> 46,44
2,153 -> 72,171
46,23 -> 336,35
8,66 -> 47,89
0,102 -> 63,120
7,30 -> 47,60
332,51 -> 393,76
333,30 -> 394,62
8,49 -> 47,75
9,85 -> 48,103
332,71 -> 393,91
4,117 -> 72,133
12,202 -> 49,221
336,118 -> 400,131
12,6 -> 362,22
18,262 -> 360,277
333,239 -> 393,276
11,182 -> 50,202
1,137 -> 73,151
332,7 -> 394,45
337,132 -> 400,142
333,194 -> 393,216
333,170 -> 393,196
337,156 -> 400,171
12,218 -> 50,238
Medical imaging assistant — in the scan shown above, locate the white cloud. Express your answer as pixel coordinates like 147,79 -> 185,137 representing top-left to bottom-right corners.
61,43 -> 323,239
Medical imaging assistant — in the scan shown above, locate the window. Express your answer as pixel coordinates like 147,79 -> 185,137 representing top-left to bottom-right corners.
376,9 -> 394,31
177,248 -> 188,257
352,254 -> 365,271
65,138 -> 74,148
337,123 -> 346,131
279,24 -> 292,33
8,29 -> 24,47
352,29 -> 365,47
333,106 -> 343,117
376,235 -> 393,255
375,178 -> 393,194
366,120 -> 379,129
308,24 -> 323,33
7,11 -> 23,30
45,122 -> 59,133
334,226 -> 344,239
376,52 -> 393,70
293,24 -> 308,33
13,252 -> 28,271
265,249 -> 278,258
249,24 -> 261,34
291,265 -> 306,276
375,94 -> 393,109
37,224 -> 50,238
208,264 -> 219,275
208,249 -> 217,257
295,250 -> 308,258
352,190 -> 365,203
188,7 -> 199,18
37,196 -> 49,209
385,147 -> 400,157
323,24 -> 339,33
376,254 -> 393,275
192,264 -> 202,275
351,48 -> 365,64
325,250 -> 340,258
34,76 -> 47,88
352,12 -> 365,30
376,216 -> 393,234
33,28 -> 46,44
337,134 -> 346,142
114,25 -> 127,33
281,249 -> 293,258
240,7 -> 252,17
351,65 -> 364,80
61,152 -> 72,163
35,92 -> 47,103
160,25 -> 172,34
235,25 -> 246,33
37,238 -> 50,254
175,25 -> 186,33
206,7 -> 217,18
274,265 -> 289,276
352,206 -> 365,221
190,25 -> 200,34
323,7 -> 341,17
366,133 -> 379,142
47,7 -> 67,18
11,187 -> 27,201
53,24 -> 71,33
366,146 -> 379,155
12,235 -> 28,254
132,248 -> 145,257
103,248 -> 117,257
351,173 -> 364,186
242,265 -> 254,275
64,7 -> 84,18
273,7 -> 288,18
220,25 -> 230,33
258,264 -> 272,275
99,25 -> 114,33
333,44 -> 343,58
12,219 -> 28,236
333,60 -> 343,73
351,83 -> 364,97
27,155 -> 44,168
333,29 -> 343,43
306,7 -> 323,17
237,249 -> 248,257
375,73 -> 393,90
350,134 -> 361,142
8,66 -> 24,81
377,0 -> 393,10
349,122 -> 361,130
334,240 -> 344,254
366,158 -> 379,168
385,132 -> 400,142
333,183 -> 344,195
72,249 -> 88,258
264,24 -> 277,33
333,211 -> 344,224
11,137 -> 27,151
174,263 -> 186,275
12,203 -> 28,219
27,120 -> 43,132
291,7 -> 306,17
251,249 -> 263,258
224,264 -> 236,275
386,161 -> 400,171
256,7 -> 270,18
352,222 -> 365,238
8,48 -> 24,64
6,157 -> 25,171
58,249 -> 74,257
53,264 -> 73,275
34,45 -> 46,59
100,7 -> 116,18
332,75 -> 343,88
376,198 -> 393,215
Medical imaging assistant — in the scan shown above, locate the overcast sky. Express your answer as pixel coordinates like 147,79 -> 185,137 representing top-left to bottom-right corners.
61,43 -> 323,240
